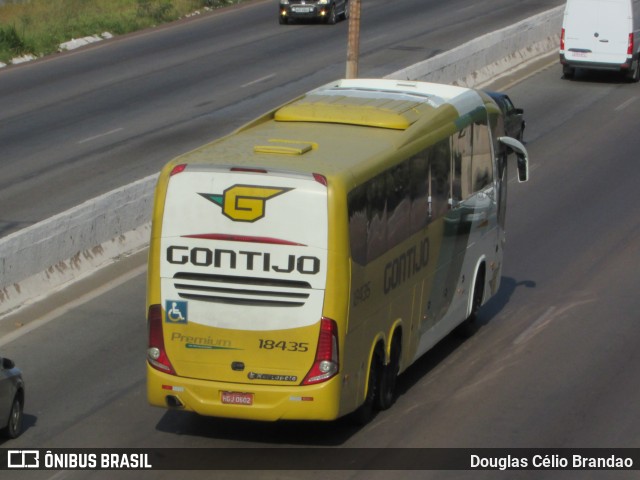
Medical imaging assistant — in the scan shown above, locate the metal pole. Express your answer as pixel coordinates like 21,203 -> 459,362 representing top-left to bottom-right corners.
346,0 -> 361,79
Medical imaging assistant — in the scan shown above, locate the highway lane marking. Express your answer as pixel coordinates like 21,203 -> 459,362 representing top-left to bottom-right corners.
77,127 -> 123,144
478,54 -> 558,91
513,298 -> 596,346
47,471 -> 70,480
615,96 -> 639,111
0,263 -> 146,348
241,74 -> 276,88
513,306 -> 557,346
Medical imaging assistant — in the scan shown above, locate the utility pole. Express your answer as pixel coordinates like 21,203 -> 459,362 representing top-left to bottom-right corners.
346,0 -> 361,79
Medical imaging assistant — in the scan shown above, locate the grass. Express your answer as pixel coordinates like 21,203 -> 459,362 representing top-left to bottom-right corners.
0,0 -> 243,64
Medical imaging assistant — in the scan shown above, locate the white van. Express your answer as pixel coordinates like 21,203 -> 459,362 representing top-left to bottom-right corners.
560,0 -> 640,80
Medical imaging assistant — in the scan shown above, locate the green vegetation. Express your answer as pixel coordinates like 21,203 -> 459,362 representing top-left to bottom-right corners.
0,0 -> 242,63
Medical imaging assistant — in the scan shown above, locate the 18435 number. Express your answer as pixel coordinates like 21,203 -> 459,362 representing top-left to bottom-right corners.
258,339 -> 309,352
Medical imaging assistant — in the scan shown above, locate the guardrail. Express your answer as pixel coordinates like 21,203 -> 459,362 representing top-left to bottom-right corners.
0,6 -> 563,318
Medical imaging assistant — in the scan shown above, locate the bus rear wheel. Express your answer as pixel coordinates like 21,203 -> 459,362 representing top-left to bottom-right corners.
350,352 -> 381,425
377,335 -> 401,410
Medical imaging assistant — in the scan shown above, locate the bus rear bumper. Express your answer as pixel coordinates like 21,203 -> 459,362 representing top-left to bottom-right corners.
147,364 -> 342,421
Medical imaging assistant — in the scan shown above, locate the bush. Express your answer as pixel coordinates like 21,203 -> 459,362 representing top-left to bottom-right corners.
136,0 -> 176,23
0,25 -> 27,55
0,25 -> 31,59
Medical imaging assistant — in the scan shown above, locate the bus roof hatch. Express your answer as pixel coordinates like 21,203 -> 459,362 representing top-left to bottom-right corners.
274,93 -> 432,130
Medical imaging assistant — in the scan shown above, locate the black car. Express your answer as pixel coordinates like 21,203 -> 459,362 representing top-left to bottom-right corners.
485,91 -> 525,141
1,356 -> 24,439
279,0 -> 349,24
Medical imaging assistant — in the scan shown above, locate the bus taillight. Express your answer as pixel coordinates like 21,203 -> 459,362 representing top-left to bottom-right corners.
313,173 -> 328,186
147,304 -> 176,375
302,317 -> 339,385
560,28 -> 566,52
170,164 -> 187,176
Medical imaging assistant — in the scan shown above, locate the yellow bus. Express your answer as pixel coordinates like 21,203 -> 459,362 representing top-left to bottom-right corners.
146,79 -> 529,423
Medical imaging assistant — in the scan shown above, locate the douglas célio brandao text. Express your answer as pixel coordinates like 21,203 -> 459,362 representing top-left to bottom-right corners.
470,454 -> 634,470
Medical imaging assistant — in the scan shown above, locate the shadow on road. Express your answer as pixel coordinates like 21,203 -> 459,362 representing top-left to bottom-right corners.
154,276 -> 536,445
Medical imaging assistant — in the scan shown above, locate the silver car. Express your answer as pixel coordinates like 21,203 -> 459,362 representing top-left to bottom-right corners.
1,356 -> 24,439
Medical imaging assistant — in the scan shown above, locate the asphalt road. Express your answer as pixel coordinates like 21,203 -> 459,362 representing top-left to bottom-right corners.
0,0 -> 562,237
2,54 -> 640,479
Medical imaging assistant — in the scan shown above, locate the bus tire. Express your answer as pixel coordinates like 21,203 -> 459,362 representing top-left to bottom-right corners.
350,353 -> 381,425
456,267 -> 484,338
377,334 -> 401,410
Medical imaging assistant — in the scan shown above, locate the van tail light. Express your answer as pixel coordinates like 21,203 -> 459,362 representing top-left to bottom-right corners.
628,33 -> 634,56
560,28 -> 566,52
147,304 -> 176,375
302,317 -> 339,385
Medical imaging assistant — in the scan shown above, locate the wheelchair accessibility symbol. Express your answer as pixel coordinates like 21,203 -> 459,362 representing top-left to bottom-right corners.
166,300 -> 188,324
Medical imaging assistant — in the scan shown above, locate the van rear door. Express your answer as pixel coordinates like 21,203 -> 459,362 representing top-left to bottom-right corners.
159,165 -> 328,386
564,0 -> 631,65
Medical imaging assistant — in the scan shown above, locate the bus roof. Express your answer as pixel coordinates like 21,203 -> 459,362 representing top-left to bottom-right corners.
169,79 -> 490,182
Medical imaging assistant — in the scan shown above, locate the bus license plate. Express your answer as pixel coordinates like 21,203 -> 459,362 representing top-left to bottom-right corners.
221,391 -> 254,406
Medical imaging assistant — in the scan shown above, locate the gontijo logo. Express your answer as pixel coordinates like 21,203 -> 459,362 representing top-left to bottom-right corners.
199,185 -> 292,222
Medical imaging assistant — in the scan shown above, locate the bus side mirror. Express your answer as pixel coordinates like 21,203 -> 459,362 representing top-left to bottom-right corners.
498,136 -> 529,183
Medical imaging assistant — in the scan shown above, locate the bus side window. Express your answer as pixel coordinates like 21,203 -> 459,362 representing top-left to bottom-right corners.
348,184 -> 368,265
429,139 -> 451,219
452,126 -> 474,206
471,123 -> 493,192
409,152 -> 430,229
366,175 -> 387,262
386,163 -> 412,250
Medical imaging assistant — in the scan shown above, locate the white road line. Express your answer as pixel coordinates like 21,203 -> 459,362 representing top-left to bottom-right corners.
77,127 -> 123,144
615,96 -> 639,111
513,297 -> 596,346
47,471 -> 70,480
241,73 -> 276,88
514,306 -> 557,345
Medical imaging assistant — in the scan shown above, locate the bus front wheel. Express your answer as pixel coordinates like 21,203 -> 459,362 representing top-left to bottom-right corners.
456,267 -> 484,338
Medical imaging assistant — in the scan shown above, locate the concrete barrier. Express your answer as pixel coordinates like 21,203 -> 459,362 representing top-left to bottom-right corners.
0,175 -> 157,316
387,6 -> 562,87
0,6 -> 563,319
